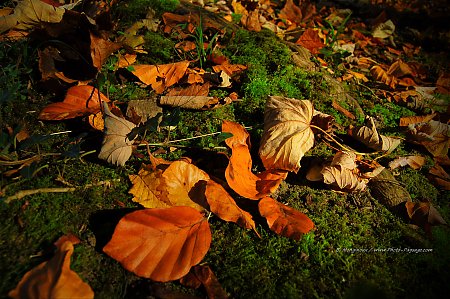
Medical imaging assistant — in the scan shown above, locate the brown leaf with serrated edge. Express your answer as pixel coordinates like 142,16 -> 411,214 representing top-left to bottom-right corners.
407,120 -> 450,158
389,156 -> 425,170
296,28 -> 324,55
321,151 -> 367,192
98,102 -> 136,166
258,197 -> 314,240
131,61 -> 190,93
103,207 -> 211,282
223,120 -> 288,199
405,201 -> 447,234
90,32 -> 121,70
9,235 -> 94,299
39,85 -> 109,120
205,179 -> 256,232
371,65 -> 397,89
349,116 -> 401,153
259,96 -> 315,173
162,160 -> 210,211
129,165 -> 170,208
180,265 -> 228,299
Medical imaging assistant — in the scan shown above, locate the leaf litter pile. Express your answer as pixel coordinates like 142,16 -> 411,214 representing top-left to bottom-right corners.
1,0 -> 449,298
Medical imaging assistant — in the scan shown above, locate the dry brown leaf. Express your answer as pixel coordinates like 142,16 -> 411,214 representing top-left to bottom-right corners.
98,102 -> 136,166
258,197 -> 314,240
9,235 -> 94,299
407,120 -> 450,158
399,113 -> 436,127
103,207 -> 211,282
212,61 -> 247,77
332,100 -> 355,120
90,32 -> 121,70
131,61 -> 190,93
349,117 -> 401,153
279,0 -> 303,24
180,265 -> 228,299
405,201 -> 447,234
223,120 -> 288,199
162,160 -> 210,211
117,53 -> 137,68
387,59 -> 415,78
129,166 -> 170,208
371,65 -> 397,89
372,19 -> 395,39
205,179 -> 256,232
389,156 -> 425,170
436,73 -> 450,95
259,96 -> 315,173
296,28 -> 325,55
429,163 -> 450,190
39,85 -> 109,120
161,84 -> 213,110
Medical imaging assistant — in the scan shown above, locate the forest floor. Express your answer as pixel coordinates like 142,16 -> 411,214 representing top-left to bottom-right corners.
1,0 -> 449,298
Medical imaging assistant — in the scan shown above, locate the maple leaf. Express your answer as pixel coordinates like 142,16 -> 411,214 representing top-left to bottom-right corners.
9,235 -> 94,299
103,207 -> 211,282
259,96 -> 315,173
98,102 -> 136,166
222,120 -> 287,200
180,265 -> 228,299
131,61 -> 190,94
258,197 -> 314,240
205,179 -> 257,233
348,116 -> 401,153
39,85 -> 109,120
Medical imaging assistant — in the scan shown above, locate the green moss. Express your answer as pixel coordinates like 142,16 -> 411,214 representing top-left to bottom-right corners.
143,31 -> 176,64
115,0 -> 179,22
365,103 -> 415,129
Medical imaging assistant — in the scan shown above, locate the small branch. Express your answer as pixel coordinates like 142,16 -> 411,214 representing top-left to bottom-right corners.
4,179 -> 120,203
0,153 -> 60,166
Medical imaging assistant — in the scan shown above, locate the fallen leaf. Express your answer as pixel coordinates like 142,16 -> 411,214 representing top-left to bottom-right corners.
387,59 -> 415,78
205,179 -> 256,232
181,265 -> 228,299
436,73 -> 450,94
162,160 -> 210,211
117,54 -> 137,68
407,120 -> 450,158
332,100 -> 355,119
223,120 -> 288,199
98,102 -> 136,166
370,65 -> 397,89
126,98 -> 162,124
161,84 -> 215,109
212,61 -> 247,77
8,235 -> 94,299
279,0 -> 303,24
103,207 -> 211,282
129,165 -> 169,208
389,156 -> 425,170
39,85 -> 109,120
429,163 -> 450,190
348,116 -> 401,153
259,96 -> 315,172
399,113 -> 436,127
90,32 -> 121,70
405,201 -> 447,233
372,19 -> 395,39
258,197 -> 314,240
296,28 -> 325,55
131,61 -> 190,93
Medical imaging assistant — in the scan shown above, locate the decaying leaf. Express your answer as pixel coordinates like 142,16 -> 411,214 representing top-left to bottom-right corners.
389,156 -> 425,170
368,168 -> 412,209
407,120 -> 450,158
349,116 -> 401,153
98,102 -> 136,166
258,197 -> 314,240
90,32 -> 121,70
296,28 -> 324,55
205,179 -> 257,233
131,61 -> 190,93
39,85 -> 109,120
160,83 -> 215,109
180,265 -> 228,299
405,201 -> 447,233
399,113 -> 436,127
259,96 -> 315,173
162,160 -> 210,211
129,166 -> 169,208
429,163 -> 450,190
104,207 -> 211,282
223,120 -> 287,199
370,65 -> 397,89
9,235 -> 94,299
372,19 -> 395,39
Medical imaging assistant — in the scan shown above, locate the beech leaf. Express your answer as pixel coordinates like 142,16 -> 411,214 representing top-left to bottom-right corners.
98,102 -> 136,166
349,116 -> 401,153
258,197 -> 314,240
39,85 -> 109,120
9,235 -> 94,299
103,207 -> 211,282
259,96 -> 315,173
129,166 -> 170,208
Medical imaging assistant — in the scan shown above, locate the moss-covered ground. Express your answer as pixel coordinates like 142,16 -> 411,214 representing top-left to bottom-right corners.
1,0 -> 449,298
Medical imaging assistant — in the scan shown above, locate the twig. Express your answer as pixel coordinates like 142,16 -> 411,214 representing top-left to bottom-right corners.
4,179 -> 120,203
0,153 -> 60,166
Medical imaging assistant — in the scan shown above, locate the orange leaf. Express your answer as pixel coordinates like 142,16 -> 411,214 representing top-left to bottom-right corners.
129,166 -> 170,208
370,65 -> 397,89
296,28 -> 324,55
258,197 -> 314,240
103,207 -> 211,282
222,120 -> 287,199
205,179 -> 257,232
180,265 -> 228,299
279,0 -> 303,24
162,160 -> 210,211
212,62 -> 247,77
131,61 -> 190,93
39,85 -> 109,120
9,235 -> 94,299
90,32 -> 121,70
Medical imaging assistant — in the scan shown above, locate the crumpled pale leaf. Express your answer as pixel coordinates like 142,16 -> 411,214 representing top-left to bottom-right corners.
349,116 -> 401,153
389,156 -> 425,170
0,0 -> 81,33
372,19 -> 395,39
259,96 -> 315,173
98,102 -> 136,166
258,197 -> 314,240
321,151 -> 367,192
103,207 -> 211,282
8,235 -> 94,299
407,120 -> 450,158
